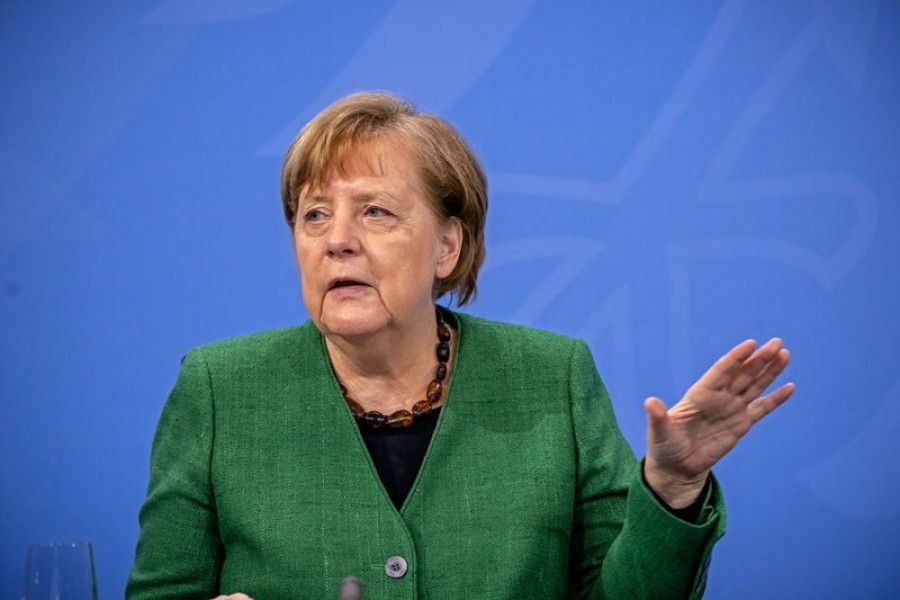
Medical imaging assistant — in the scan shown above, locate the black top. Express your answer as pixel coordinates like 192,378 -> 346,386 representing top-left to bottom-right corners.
359,408 -> 443,509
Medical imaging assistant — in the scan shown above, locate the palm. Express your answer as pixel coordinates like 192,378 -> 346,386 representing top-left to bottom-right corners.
645,338 -> 795,491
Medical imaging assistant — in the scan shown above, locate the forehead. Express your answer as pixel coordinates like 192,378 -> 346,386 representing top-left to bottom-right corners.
319,136 -> 423,189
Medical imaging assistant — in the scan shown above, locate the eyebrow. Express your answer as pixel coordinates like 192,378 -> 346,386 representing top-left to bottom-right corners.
302,190 -> 396,205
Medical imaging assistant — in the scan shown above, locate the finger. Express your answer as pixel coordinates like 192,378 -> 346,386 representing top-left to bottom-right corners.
742,348 -> 791,401
697,339 -> 758,390
644,396 -> 670,444
729,338 -> 783,394
748,382 -> 795,424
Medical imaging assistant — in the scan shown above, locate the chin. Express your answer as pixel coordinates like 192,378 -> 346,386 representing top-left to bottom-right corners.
317,307 -> 390,340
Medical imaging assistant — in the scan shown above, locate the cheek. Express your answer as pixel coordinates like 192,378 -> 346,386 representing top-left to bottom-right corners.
298,268 -> 325,322
293,237 -> 317,272
293,242 -> 322,305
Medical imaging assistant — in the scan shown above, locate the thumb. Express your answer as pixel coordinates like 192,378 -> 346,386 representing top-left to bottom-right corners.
644,396 -> 670,445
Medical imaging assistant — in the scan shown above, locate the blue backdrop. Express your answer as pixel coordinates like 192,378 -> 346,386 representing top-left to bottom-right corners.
2,0 -> 899,597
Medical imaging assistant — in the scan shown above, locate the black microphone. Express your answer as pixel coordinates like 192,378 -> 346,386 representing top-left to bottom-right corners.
339,576 -> 363,600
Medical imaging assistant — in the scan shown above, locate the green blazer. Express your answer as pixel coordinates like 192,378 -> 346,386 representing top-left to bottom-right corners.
127,311 -> 724,599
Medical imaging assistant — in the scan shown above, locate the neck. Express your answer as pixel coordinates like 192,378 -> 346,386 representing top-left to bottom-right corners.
325,305 -> 452,414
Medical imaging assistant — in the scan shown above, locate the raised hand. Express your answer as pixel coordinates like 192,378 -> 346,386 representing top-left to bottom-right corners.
643,338 -> 795,508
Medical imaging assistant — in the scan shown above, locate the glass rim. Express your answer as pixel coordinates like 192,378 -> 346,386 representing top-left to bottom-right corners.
27,541 -> 94,549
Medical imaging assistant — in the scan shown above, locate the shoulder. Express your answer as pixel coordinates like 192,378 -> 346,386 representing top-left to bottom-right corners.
449,312 -> 605,422
186,321 -> 321,375
455,310 -> 585,351
453,310 -> 590,370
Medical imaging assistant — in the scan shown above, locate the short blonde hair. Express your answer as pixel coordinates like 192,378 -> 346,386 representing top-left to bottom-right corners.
280,91 -> 487,306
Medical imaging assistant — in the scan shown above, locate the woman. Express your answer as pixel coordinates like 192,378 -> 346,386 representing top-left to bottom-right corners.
127,92 -> 793,599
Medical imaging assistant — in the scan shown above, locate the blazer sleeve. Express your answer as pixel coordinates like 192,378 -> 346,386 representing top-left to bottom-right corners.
127,348 -> 223,599
567,339 -> 726,599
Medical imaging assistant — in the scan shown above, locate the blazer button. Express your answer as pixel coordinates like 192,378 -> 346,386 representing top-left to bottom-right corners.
384,555 -> 408,578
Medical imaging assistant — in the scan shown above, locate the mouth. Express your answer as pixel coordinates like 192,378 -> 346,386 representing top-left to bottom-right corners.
327,278 -> 371,292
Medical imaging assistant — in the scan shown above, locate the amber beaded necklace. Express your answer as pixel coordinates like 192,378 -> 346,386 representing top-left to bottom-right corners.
341,307 -> 451,429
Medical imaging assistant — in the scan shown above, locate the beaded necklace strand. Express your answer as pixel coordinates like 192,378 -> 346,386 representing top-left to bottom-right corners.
341,307 -> 450,429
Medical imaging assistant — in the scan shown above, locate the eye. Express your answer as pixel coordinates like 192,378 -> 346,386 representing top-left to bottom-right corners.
364,205 -> 391,218
304,208 -> 326,222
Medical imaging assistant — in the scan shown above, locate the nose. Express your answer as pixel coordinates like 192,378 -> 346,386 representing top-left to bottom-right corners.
325,209 -> 361,257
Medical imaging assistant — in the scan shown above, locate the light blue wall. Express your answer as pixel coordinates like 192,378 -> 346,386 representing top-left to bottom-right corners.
2,0 -> 899,597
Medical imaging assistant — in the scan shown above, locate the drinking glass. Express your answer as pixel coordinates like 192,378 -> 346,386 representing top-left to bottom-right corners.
22,542 -> 98,600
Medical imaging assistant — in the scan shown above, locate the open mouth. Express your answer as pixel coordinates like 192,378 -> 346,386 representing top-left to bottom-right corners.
328,278 -> 370,291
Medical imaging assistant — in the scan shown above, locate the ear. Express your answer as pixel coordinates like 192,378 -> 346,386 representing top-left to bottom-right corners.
435,217 -> 463,279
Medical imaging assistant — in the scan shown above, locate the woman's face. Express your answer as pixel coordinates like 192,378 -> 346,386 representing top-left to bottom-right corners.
293,140 -> 462,341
